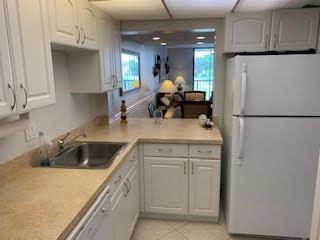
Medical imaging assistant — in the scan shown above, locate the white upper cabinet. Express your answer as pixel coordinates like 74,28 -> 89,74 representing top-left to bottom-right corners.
68,12 -> 122,93
225,11 -> 272,52
0,0 -> 16,118
49,0 -> 98,50
270,8 -> 320,51
5,0 -> 55,113
49,0 -> 78,46
112,21 -> 122,88
77,0 -> 99,49
99,13 -> 114,91
189,159 -> 220,217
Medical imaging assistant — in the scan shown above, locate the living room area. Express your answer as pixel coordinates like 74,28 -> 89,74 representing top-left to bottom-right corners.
121,28 -> 215,122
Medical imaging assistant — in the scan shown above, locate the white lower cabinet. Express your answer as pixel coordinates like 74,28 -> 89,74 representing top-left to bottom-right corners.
189,159 -> 221,217
143,144 -> 221,219
112,163 -> 138,240
112,183 -> 129,240
144,157 -> 188,215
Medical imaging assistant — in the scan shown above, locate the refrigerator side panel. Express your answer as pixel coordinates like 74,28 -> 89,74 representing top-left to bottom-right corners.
234,54 -> 320,116
223,57 -> 237,226
228,117 -> 320,238
223,56 -> 234,225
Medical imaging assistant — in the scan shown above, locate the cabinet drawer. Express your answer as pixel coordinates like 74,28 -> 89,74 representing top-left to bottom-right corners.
109,160 -> 129,196
189,145 -> 221,159
127,146 -> 138,170
109,146 -> 137,196
143,143 -> 188,157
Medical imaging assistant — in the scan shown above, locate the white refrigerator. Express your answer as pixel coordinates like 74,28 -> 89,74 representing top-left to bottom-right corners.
223,54 -> 320,238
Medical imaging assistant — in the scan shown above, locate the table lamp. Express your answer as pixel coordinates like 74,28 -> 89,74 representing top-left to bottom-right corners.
174,75 -> 186,91
159,80 -> 176,93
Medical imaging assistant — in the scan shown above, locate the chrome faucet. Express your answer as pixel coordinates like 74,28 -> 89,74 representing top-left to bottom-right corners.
58,132 -> 87,152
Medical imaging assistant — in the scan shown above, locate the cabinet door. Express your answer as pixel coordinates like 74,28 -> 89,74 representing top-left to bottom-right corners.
144,157 -> 188,215
112,184 -> 130,240
6,0 -> 55,113
78,0 -> 99,50
0,0 -> 17,118
271,8 -> 320,51
49,0 -> 79,47
99,13 -> 113,91
112,21 -> 122,88
225,11 -> 272,52
189,159 -> 220,217
127,166 -> 139,235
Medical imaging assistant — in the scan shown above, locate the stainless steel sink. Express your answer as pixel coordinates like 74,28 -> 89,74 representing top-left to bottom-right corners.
50,142 -> 128,169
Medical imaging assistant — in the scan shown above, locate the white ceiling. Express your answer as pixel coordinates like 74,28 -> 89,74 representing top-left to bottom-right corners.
164,0 -> 236,18
90,0 -> 320,20
91,0 -> 169,20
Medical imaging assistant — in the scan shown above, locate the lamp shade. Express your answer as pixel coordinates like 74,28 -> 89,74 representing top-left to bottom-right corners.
159,80 -> 176,93
175,75 -> 186,85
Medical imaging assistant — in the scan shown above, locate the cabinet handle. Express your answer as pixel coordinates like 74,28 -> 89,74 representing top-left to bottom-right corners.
8,84 -> 16,111
112,75 -> 116,88
183,162 -> 186,175
273,34 -> 277,49
124,181 -> 128,197
76,25 -> 80,44
114,175 -> 121,184
81,27 -> 85,44
265,34 -> 268,49
127,178 -> 131,193
158,148 -> 172,153
20,84 -> 27,109
114,75 -> 118,87
130,155 -> 136,162
191,162 -> 194,175
197,150 -> 212,154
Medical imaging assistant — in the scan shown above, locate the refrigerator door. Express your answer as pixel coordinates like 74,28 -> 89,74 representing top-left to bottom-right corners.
231,54 -> 320,116
228,116 -> 320,238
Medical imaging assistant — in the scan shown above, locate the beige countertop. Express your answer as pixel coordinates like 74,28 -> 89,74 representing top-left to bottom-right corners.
0,118 -> 223,240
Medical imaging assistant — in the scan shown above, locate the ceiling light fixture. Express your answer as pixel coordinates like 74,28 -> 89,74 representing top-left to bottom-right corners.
152,36 -> 160,40
196,42 -> 204,45
161,42 -> 167,45
196,36 -> 206,40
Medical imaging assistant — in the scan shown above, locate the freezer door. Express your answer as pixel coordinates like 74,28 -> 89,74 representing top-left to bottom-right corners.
228,117 -> 320,238
232,54 -> 320,116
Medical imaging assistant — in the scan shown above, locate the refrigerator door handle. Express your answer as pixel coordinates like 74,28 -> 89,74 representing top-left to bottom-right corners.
237,117 -> 245,166
240,64 -> 247,115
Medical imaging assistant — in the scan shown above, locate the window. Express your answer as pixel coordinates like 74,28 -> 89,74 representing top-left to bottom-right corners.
121,49 -> 141,92
193,48 -> 214,100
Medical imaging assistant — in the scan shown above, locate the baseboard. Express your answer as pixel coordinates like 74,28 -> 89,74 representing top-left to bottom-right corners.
140,212 -> 219,223
109,93 -> 155,124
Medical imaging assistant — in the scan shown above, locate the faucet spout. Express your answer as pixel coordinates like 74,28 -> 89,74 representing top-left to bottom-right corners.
58,133 -> 86,152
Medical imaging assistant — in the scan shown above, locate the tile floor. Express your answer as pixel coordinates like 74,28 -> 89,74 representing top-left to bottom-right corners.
131,216 -> 282,240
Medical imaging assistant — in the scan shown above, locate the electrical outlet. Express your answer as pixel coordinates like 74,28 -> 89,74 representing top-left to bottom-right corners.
25,122 -> 37,142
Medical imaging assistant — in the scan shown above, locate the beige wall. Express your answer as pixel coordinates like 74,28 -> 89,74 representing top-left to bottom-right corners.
107,40 -> 159,120
0,51 -> 107,165
167,48 -> 194,89
121,18 -> 226,128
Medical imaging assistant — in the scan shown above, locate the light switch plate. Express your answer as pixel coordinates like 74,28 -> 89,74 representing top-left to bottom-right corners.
25,122 -> 37,142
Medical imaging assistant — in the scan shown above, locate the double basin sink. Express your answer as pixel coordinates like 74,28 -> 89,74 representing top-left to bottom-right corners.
50,142 -> 128,169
